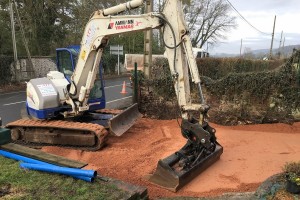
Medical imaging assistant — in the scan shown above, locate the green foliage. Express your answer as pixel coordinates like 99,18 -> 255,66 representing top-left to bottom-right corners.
0,56 -> 13,85
0,0 -> 78,56
0,0 -> 12,55
102,51 -> 119,74
148,57 -> 175,100
117,32 -> 145,54
205,63 -> 295,102
0,0 -> 165,59
138,57 -> 179,119
143,57 -> 285,102
196,57 -> 284,80
284,161 -> 300,176
130,69 -> 145,85
139,50 -> 300,124
283,161 -> 300,185
0,156 -> 126,199
203,52 -> 298,102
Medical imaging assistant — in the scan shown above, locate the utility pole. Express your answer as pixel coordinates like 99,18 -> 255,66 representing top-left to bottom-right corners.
282,37 -> 285,58
9,0 -> 17,63
278,31 -> 283,49
269,15 -> 276,58
13,0 -> 35,79
240,38 -> 243,57
143,0 -> 153,78
278,30 -> 283,58
206,42 -> 208,52
9,0 -> 19,81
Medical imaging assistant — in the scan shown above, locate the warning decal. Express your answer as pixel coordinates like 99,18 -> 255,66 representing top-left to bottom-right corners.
37,84 -> 57,97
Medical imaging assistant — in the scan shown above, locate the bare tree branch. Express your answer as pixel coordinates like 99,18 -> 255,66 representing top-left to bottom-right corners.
183,0 -> 237,49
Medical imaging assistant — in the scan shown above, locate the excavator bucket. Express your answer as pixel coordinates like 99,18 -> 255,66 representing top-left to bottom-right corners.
108,103 -> 142,136
148,143 -> 223,192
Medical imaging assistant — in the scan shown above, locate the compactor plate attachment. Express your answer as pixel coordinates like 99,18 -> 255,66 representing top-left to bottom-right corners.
148,144 -> 223,192
148,119 -> 223,192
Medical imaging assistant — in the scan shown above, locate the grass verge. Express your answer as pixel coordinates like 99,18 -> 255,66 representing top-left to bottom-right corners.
0,156 -> 126,200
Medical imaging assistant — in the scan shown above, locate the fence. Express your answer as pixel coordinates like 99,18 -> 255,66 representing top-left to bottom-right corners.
0,56 -> 56,85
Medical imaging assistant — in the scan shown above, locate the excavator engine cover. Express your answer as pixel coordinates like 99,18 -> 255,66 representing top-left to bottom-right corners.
148,120 -> 223,192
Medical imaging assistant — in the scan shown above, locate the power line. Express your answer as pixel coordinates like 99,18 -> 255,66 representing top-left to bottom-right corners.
225,0 -> 272,36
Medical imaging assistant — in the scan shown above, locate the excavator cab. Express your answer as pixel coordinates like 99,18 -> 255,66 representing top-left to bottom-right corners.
56,45 -> 106,111
55,45 -> 141,136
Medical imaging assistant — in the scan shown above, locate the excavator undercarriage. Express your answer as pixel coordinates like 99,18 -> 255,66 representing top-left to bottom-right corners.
7,119 -> 108,151
6,103 -> 141,151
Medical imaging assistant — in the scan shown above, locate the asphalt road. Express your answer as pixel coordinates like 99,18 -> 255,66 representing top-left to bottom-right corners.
0,76 -> 133,125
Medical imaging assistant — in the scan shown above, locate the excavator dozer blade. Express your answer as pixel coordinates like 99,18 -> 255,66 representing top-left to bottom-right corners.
148,144 -> 223,192
109,103 -> 142,136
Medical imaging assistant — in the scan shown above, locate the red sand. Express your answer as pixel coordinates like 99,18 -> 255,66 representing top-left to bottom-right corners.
42,118 -> 300,199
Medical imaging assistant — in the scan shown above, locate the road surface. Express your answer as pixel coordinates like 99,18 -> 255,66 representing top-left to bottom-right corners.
0,77 -> 133,125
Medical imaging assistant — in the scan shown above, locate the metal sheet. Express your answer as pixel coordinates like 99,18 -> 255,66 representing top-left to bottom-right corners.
148,144 -> 223,192
109,103 -> 142,136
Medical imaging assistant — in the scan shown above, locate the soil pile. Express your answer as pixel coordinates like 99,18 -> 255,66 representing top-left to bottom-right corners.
42,118 -> 300,199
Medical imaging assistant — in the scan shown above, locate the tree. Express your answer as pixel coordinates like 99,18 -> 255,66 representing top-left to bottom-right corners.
0,0 -> 164,57
183,0 -> 237,48
0,0 -> 79,56
0,0 -> 13,55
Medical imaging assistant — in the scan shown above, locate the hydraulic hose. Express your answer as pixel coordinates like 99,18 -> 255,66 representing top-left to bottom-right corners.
20,162 -> 96,179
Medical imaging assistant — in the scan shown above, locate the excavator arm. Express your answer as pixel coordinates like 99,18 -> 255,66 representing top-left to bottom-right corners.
65,0 -> 161,116
66,0 -> 207,120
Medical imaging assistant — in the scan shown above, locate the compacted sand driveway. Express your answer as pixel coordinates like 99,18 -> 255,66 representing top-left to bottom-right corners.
42,118 -> 300,199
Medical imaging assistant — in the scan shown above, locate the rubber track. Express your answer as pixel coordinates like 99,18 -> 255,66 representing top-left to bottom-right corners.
94,109 -> 123,115
6,119 -> 109,151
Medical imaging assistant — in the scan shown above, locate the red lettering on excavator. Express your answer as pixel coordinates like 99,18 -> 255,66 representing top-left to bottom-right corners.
116,24 -> 134,30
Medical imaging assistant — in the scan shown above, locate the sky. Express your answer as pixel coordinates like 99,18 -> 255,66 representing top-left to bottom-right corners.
210,0 -> 300,55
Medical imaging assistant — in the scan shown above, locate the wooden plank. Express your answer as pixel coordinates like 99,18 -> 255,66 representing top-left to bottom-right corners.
0,143 -> 87,168
96,176 -> 148,200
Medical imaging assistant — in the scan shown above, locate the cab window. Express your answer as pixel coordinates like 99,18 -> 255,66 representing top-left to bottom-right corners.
57,51 -> 73,76
89,79 -> 103,99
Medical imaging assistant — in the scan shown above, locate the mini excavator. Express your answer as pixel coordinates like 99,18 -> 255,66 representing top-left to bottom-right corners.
7,0 -> 223,191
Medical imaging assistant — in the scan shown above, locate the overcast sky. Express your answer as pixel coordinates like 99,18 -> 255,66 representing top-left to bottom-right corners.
210,0 -> 300,55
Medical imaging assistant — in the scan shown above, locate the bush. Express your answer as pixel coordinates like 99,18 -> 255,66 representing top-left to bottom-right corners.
196,57 -> 284,79
283,161 -> 300,176
138,51 -> 300,124
283,161 -> 300,186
